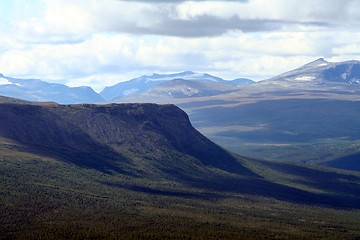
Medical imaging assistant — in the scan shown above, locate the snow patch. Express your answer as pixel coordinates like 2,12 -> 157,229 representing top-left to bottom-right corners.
123,88 -> 139,96
317,63 -> 328,67
142,72 -> 216,82
187,72 -> 204,78
341,73 -> 347,80
145,76 -> 182,82
295,76 -> 315,81
0,78 -> 12,85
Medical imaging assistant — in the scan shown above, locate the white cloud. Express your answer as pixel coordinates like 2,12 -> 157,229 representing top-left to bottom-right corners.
0,30 -> 346,90
1,0 -> 360,92
10,0 -> 345,40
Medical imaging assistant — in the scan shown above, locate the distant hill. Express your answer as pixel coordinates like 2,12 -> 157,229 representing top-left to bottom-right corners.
259,58 -> 360,87
0,72 -> 254,104
229,78 -> 255,85
100,71 -> 253,101
113,78 -> 241,102
0,73 -> 105,104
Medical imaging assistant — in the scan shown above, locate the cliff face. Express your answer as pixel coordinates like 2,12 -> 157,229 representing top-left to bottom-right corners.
0,102 -> 252,177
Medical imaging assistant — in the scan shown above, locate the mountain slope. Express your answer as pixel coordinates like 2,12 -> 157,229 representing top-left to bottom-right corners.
0,74 -> 105,104
259,58 -> 360,87
1,98 -> 359,202
1,98 -> 360,239
108,59 -> 360,168
100,71 -> 251,101
228,78 -> 255,85
114,78 -> 241,102
0,101 -> 252,177
0,95 -> 32,104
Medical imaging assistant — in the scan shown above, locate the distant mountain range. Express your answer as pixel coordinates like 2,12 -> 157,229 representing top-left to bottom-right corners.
2,61 -> 360,239
0,74 -> 105,104
2,59 -> 360,167
104,59 -> 360,102
100,71 -> 254,101
2,58 -> 360,104
0,71 -> 254,103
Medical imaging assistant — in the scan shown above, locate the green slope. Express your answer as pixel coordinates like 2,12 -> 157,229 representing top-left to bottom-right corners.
1,138 -> 360,239
1,100 -> 360,239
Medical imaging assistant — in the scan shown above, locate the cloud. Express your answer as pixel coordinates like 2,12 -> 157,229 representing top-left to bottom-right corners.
112,14 -> 327,37
1,0 -> 360,92
120,0 -> 247,2
8,0 -> 337,41
95,1 -> 330,37
2,29 -> 357,91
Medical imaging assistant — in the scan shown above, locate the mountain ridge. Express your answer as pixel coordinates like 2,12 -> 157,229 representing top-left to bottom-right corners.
113,78 -> 242,102
0,74 -> 105,104
0,99 -> 253,176
260,58 -> 360,86
2,58 -> 360,105
100,71 -> 254,101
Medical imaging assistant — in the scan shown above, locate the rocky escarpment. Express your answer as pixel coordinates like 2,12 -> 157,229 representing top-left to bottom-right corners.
0,101 -> 252,176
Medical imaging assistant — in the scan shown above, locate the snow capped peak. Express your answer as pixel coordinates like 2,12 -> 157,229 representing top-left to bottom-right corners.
303,58 -> 328,68
262,58 -> 360,86
151,73 -> 162,77
314,58 -> 327,63
100,71 -> 228,100
316,57 -> 326,62
135,71 -> 221,83
179,71 -> 195,75
0,77 -> 12,85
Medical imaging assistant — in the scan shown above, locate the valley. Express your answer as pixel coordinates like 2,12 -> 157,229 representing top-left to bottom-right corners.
1,59 -> 360,239
110,59 -> 360,167
2,151 -> 360,240
2,1 -> 360,239
0,98 -> 360,239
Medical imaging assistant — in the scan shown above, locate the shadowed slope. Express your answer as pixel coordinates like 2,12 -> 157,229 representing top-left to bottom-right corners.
0,102 -> 254,177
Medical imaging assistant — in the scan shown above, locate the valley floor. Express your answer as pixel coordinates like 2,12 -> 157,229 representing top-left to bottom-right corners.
1,144 -> 360,240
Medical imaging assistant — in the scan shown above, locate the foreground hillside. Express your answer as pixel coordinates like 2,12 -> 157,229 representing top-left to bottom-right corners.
1,97 -> 360,239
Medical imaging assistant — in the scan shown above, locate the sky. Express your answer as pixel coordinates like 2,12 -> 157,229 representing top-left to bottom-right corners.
0,0 -> 360,92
